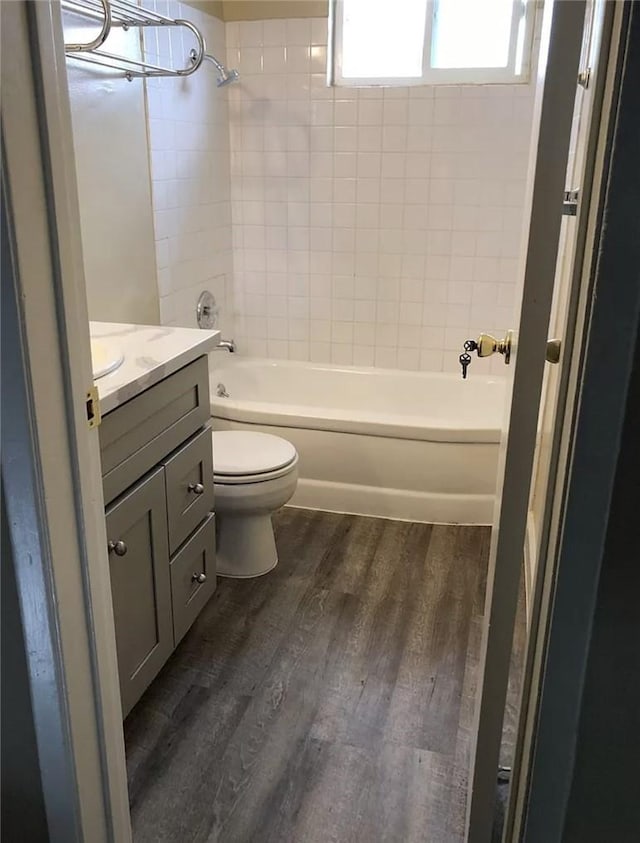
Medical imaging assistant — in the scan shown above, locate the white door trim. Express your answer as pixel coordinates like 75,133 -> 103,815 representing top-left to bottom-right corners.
2,1 -> 131,839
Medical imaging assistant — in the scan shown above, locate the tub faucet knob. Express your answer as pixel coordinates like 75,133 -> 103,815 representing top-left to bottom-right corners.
459,352 -> 472,379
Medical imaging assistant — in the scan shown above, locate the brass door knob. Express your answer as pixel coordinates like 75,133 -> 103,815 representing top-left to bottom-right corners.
463,331 -> 513,363
188,482 -> 205,495
108,540 -> 128,556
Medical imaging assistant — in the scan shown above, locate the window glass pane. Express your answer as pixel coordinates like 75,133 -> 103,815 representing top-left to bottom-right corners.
514,5 -> 529,74
431,0 -> 516,69
341,0 -> 428,79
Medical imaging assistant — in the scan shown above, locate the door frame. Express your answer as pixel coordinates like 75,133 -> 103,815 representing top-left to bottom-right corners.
1,1 -> 131,840
513,2 -> 640,839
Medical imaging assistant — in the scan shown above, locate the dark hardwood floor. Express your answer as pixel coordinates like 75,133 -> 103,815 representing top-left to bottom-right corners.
125,508 -> 524,843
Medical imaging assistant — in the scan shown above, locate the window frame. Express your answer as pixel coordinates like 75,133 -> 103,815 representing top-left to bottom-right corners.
329,0 -> 537,87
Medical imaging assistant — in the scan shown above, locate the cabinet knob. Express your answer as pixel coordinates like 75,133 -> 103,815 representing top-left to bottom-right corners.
108,540 -> 128,557
188,482 -> 205,495
192,572 -> 207,584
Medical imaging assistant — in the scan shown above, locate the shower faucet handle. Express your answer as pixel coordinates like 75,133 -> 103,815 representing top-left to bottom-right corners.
459,352 -> 472,379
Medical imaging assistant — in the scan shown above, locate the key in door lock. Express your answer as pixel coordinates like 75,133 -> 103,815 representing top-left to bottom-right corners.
459,331 -> 513,379
459,352 -> 472,379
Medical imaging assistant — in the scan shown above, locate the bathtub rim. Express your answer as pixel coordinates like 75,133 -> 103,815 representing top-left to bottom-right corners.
209,357 -> 505,445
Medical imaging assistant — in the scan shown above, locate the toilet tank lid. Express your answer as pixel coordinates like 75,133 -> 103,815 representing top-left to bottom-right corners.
212,430 -> 297,476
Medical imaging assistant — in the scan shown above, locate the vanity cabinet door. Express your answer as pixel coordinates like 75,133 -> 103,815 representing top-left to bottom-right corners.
105,467 -> 172,717
170,514 -> 216,646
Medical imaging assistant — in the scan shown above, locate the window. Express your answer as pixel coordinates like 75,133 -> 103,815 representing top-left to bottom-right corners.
330,0 -> 535,86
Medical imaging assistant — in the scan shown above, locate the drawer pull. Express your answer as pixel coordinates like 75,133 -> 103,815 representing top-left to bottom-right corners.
108,540 -> 128,557
192,572 -> 207,584
188,482 -> 205,495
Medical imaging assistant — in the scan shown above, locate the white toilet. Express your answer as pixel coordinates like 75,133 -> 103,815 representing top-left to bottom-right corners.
212,430 -> 299,578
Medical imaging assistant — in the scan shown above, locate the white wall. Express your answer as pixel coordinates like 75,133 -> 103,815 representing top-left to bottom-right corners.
226,17 -> 538,371
144,1 -> 234,336
64,11 -> 160,324
66,4 -> 539,369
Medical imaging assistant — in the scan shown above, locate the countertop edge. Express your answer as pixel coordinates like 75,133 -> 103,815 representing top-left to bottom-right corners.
96,329 -> 219,415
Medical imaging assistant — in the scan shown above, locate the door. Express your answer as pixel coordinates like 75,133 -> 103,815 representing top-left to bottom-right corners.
106,467 -> 173,716
465,0 -> 613,839
3,1 -> 132,838
526,0 -> 602,594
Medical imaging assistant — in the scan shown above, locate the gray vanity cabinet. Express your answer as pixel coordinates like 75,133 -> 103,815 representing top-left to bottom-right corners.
105,468 -> 173,717
100,357 -> 216,717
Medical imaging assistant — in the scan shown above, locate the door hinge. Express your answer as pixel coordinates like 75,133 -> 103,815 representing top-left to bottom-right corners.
562,189 -> 579,216
86,386 -> 101,429
578,67 -> 591,89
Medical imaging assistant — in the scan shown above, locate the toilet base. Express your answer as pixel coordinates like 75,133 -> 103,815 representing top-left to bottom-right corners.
216,512 -> 279,578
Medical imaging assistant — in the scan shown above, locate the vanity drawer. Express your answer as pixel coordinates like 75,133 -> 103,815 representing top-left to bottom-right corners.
163,426 -> 214,554
170,514 -> 216,645
100,356 -> 210,504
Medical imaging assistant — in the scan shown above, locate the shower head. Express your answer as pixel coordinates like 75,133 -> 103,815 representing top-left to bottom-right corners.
190,48 -> 239,87
215,66 -> 240,87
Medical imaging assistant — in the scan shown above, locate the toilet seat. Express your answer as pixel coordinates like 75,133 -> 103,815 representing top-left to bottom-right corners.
213,430 -> 298,485
214,457 -> 299,485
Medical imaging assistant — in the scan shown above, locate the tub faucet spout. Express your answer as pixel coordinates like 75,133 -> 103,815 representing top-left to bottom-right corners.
216,338 -> 236,352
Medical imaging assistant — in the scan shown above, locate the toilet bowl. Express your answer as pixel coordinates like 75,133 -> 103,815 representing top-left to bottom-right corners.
212,430 -> 298,578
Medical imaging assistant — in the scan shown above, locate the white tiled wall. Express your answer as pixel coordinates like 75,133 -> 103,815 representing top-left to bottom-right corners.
226,17 -> 538,371
144,2 -> 234,335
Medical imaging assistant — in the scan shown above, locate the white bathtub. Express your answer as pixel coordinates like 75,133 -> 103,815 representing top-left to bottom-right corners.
209,358 -> 506,524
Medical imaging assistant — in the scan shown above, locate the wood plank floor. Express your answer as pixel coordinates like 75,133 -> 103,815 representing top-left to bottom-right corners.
125,508 -> 524,843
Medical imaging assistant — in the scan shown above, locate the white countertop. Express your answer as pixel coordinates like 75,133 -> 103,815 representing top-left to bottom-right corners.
90,322 -> 219,414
